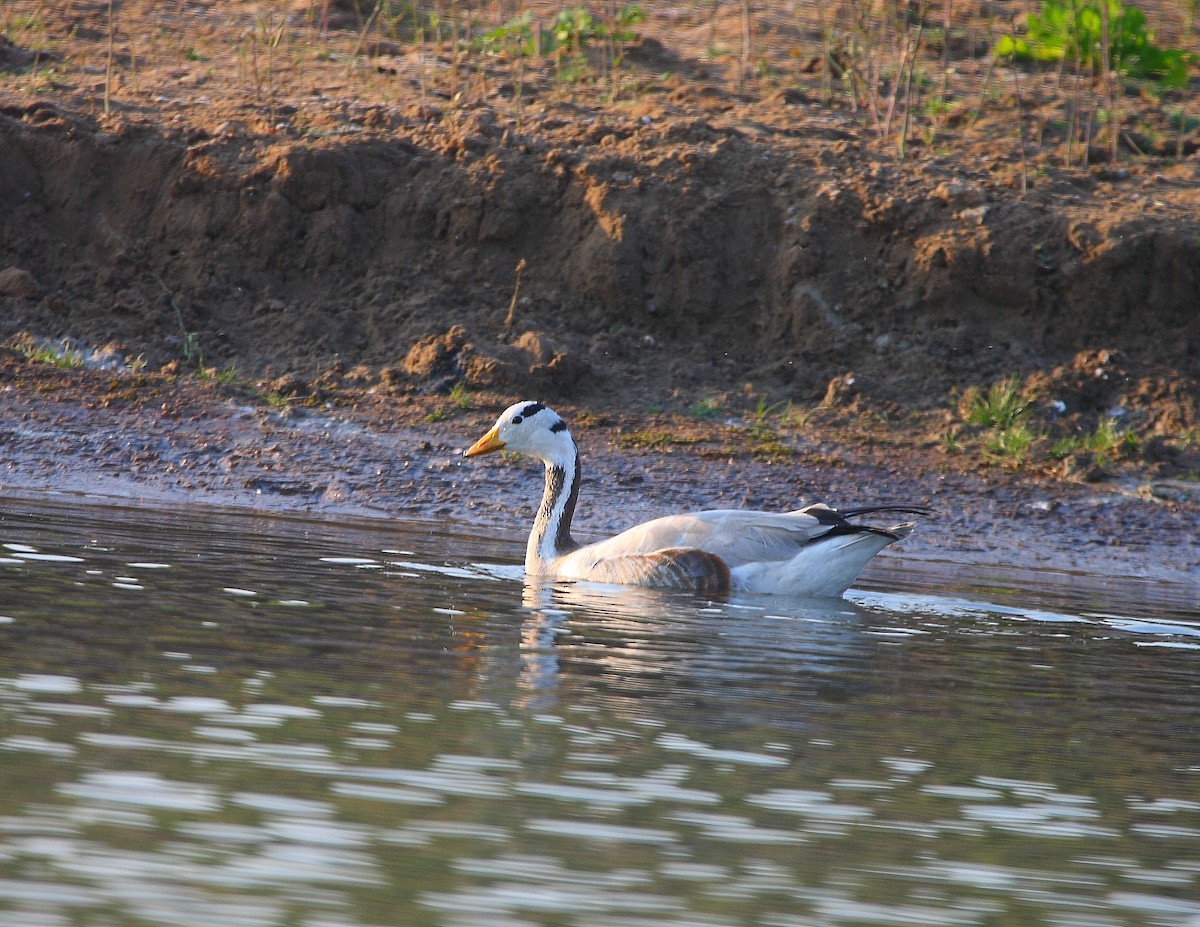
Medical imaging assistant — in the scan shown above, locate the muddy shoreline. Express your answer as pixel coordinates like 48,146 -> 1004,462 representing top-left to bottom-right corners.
2,362 -> 1197,590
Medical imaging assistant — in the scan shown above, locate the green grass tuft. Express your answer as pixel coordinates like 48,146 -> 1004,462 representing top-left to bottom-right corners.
19,343 -> 85,368
1052,416 -> 1137,465
987,423 -> 1038,462
688,397 -> 725,420
964,377 -> 1030,429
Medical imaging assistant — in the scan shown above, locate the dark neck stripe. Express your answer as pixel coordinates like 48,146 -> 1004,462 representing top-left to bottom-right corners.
537,445 -> 580,556
556,445 -> 581,553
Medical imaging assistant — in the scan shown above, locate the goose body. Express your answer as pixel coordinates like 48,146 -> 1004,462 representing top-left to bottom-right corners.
464,401 -> 930,598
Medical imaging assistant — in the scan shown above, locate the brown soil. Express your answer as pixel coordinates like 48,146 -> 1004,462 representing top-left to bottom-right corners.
1,1 -> 1198,585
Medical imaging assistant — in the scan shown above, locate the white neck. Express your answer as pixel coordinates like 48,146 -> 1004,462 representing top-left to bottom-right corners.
525,441 -> 581,574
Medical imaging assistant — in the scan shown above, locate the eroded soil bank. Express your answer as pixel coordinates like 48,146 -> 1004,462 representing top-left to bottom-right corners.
3,92 -> 1199,418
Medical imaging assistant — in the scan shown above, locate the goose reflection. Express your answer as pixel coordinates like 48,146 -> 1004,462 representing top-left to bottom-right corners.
514,578 -> 874,725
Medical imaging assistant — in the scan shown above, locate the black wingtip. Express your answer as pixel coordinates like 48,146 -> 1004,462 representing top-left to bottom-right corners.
838,504 -> 937,520
801,503 -> 936,524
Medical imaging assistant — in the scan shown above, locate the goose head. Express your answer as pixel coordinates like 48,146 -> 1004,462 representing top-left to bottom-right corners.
463,401 -> 574,465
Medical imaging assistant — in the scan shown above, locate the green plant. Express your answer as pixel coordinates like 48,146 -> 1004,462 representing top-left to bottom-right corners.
996,0 -> 1194,88
476,11 -> 535,59
744,398 -> 789,442
544,6 -> 600,85
547,7 -> 602,55
751,396 -> 784,422
1166,107 -> 1200,133
19,341 -> 84,369
537,5 -> 644,89
964,376 -> 1031,429
199,366 -> 240,386
689,397 -> 725,420
1052,416 -> 1138,464
987,423 -> 1037,462
262,390 -> 292,410
782,403 -> 820,430
449,381 -> 471,410
609,5 -> 646,48
29,64 -> 68,92
181,330 -> 203,367
604,4 -> 646,100
923,94 -> 953,120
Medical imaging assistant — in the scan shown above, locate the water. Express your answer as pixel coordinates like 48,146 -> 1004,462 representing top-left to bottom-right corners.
0,495 -> 1198,927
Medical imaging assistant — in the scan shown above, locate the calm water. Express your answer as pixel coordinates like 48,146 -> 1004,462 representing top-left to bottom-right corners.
0,494 -> 1198,927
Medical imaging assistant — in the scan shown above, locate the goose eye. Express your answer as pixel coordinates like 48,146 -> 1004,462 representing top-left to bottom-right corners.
511,415 -> 523,424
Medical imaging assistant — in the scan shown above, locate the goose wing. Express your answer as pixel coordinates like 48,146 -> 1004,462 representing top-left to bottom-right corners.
576,504 -> 932,569
578,509 -> 830,568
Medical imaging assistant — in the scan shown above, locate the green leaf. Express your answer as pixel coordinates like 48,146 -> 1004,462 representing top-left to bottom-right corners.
996,0 -> 1195,87
994,34 -> 1020,58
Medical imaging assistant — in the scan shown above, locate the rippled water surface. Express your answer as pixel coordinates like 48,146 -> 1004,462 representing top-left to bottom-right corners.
1,495 -> 1198,927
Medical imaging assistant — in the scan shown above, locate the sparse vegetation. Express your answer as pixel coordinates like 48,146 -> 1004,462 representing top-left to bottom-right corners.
17,340 -> 85,369
944,370 -> 1176,475
198,365 -> 240,386
963,377 -> 1031,430
688,397 -> 725,421
996,0 -> 1193,87
450,381 -> 471,410
261,390 -> 292,410
749,396 -> 787,425
749,437 -> 794,459
3,0 -> 1194,167
1052,416 -> 1139,465
994,0 -> 1195,166
744,397 -> 789,441
986,422 -> 1038,464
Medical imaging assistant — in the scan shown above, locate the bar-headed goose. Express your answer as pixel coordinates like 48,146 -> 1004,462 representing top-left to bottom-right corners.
464,401 -> 931,597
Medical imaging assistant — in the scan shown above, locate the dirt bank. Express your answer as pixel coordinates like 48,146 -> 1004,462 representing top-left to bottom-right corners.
3,3 -> 1200,411
3,86 -> 1199,411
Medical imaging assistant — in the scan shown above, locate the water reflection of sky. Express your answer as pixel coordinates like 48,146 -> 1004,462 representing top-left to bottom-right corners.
0,495 -> 1198,927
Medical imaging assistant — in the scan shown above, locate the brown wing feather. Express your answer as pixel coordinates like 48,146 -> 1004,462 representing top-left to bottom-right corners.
586,548 -> 731,594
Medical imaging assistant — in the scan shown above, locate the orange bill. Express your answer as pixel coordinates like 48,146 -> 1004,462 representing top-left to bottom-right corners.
463,425 -> 505,458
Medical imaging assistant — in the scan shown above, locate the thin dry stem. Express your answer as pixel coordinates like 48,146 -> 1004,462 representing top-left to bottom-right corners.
103,0 -> 114,115
504,259 -> 528,332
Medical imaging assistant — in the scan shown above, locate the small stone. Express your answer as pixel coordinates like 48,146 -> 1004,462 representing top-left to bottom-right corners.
322,480 -> 352,503
0,266 -> 40,299
269,373 -> 308,396
959,205 -> 989,225
935,179 -> 986,209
